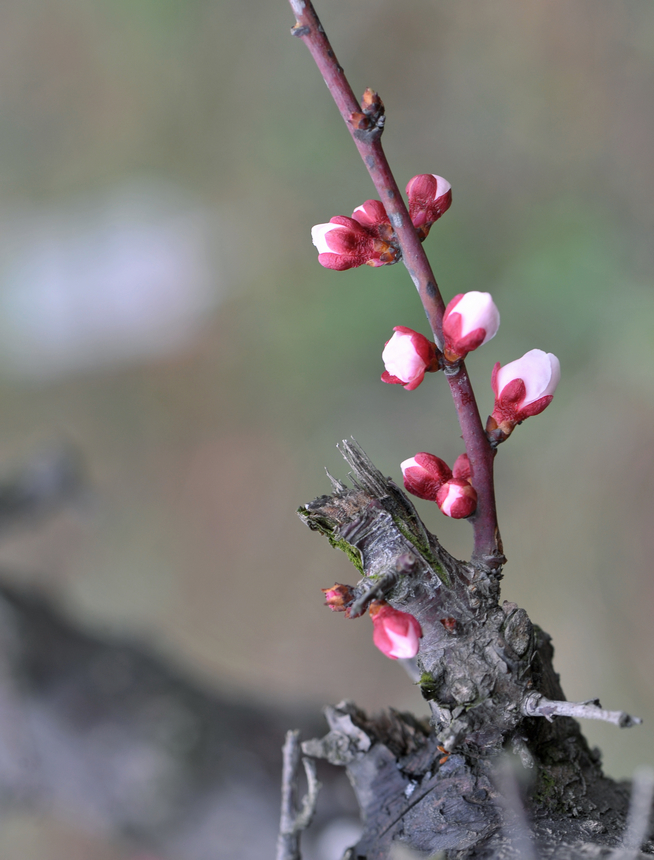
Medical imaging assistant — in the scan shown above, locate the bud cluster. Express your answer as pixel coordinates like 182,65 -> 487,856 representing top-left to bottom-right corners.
311,206 -> 398,271
401,453 -> 478,519
310,171 -> 562,663
311,174 -> 452,271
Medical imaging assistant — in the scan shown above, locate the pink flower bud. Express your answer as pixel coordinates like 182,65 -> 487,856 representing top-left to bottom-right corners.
442,292 -> 500,361
369,602 -> 422,660
490,349 -> 561,434
381,326 -> 439,390
321,583 -> 355,612
311,214 -> 396,270
401,453 -> 452,501
351,200 -> 392,238
452,453 -> 471,482
406,174 -> 452,238
436,479 -> 478,519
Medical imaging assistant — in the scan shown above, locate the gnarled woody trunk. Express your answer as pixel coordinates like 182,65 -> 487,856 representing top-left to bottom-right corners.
293,440 -> 648,859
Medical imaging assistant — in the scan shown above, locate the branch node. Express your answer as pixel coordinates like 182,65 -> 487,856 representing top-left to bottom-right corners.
291,23 -> 310,37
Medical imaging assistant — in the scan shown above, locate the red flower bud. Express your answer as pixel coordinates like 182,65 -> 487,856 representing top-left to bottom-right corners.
406,174 -> 452,238
351,199 -> 392,241
401,453 -> 452,502
311,204 -> 399,270
436,479 -> 478,519
369,602 -> 422,660
452,453 -> 472,482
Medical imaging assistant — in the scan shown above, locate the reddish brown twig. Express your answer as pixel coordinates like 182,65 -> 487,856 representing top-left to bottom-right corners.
288,0 -> 503,570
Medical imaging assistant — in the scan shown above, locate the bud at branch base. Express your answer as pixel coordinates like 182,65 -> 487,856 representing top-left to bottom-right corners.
369,602 -> 423,660
381,326 -> 439,390
406,174 -> 452,239
442,291 -> 500,361
489,349 -> 561,438
401,453 -> 452,501
436,479 -> 478,519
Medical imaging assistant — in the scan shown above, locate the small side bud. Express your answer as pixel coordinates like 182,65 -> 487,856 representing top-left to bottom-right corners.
401,453 -> 452,501
369,601 -> 423,660
490,349 -> 561,439
436,479 -> 478,519
442,291 -> 500,361
406,174 -> 452,239
322,583 -> 355,612
381,326 -> 440,390
350,89 -> 385,142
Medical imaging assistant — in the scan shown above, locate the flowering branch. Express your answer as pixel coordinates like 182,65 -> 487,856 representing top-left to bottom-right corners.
288,0 -> 503,569
283,4 -> 646,857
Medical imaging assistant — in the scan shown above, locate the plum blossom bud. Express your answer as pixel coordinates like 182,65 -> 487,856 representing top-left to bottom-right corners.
311,215 -> 395,271
436,478 -> 478,519
406,174 -> 452,239
442,292 -> 500,361
401,453 -> 452,502
369,602 -> 422,660
452,453 -> 471,482
381,326 -> 439,390
489,349 -> 561,439
351,200 -> 393,241
322,583 -> 355,612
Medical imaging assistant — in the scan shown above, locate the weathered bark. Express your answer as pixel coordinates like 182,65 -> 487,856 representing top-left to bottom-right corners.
296,441 -> 651,859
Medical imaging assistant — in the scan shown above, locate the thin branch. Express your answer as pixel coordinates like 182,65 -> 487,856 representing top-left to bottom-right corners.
521,693 -> 642,729
276,729 -> 322,860
288,0 -> 503,569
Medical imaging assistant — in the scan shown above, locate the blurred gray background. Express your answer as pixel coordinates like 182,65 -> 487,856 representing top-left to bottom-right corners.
0,0 -> 653,856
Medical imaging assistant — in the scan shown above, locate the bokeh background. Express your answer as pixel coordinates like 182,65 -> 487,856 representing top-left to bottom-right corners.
0,0 -> 653,856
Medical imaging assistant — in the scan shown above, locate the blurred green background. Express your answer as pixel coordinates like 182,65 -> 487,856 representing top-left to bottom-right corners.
0,0 -> 653,855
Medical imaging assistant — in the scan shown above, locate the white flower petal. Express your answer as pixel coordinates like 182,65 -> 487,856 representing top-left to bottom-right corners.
311,223 -> 346,254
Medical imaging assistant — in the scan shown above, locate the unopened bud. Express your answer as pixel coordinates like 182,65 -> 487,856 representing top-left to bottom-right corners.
381,326 -> 439,391
369,602 -> 422,660
442,291 -> 500,361
311,216 -> 394,270
490,349 -> 561,436
436,479 -> 478,519
452,453 -> 472,482
401,453 -> 452,501
406,174 -> 452,239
